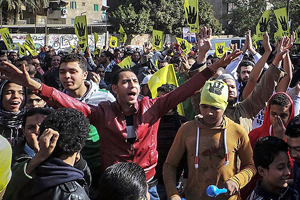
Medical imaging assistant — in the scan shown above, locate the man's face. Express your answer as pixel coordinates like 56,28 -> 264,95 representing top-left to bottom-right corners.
114,51 -> 121,59
2,83 -> 25,112
199,104 -> 224,127
0,55 -> 8,62
112,71 -> 140,107
224,79 -> 237,104
287,136 -> 300,165
51,55 -> 61,68
206,59 -> 212,67
9,52 -> 17,62
59,61 -> 87,93
131,53 -> 140,63
96,67 -> 105,78
26,94 -> 46,109
239,65 -> 253,84
269,104 -> 291,127
259,151 -> 290,192
99,53 -> 108,65
23,114 -> 48,150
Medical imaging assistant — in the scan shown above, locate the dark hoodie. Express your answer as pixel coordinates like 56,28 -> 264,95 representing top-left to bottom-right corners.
20,157 -> 89,200
241,92 -> 295,200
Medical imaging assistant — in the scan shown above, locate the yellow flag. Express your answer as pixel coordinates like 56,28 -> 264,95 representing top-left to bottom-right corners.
184,0 -> 199,33
24,34 -> 38,56
148,64 -> 184,116
295,26 -> 300,44
215,42 -> 226,58
256,10 -> 270,41
74,15 -> 88,52
274,7 -> 290,39
118,56 -> 133,69
109,36 -> 118,48
0,28 -> 15,50
16,43 -> 27,56
274,31 -> 282,44
119,24 -> 127,43
152,30 -> 163,51
94,32 -> 99,48
176,37 -> 193,55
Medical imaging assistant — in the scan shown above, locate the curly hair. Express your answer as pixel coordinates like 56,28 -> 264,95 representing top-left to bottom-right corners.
98,162 -> 148,200
60,53 -> 88,72
39,108 -> 90,157
268,93 -> 292,113
286,115 -> 300,138
253,136 -> 288,170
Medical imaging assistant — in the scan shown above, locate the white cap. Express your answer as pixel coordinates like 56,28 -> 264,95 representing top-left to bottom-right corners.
141,74 -> 152,85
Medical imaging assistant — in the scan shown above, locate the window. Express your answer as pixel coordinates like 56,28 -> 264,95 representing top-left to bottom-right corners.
70,1 -> 77,9
82,2 -> 85,6
71,18 -> 75,24
94,4 -> 98,11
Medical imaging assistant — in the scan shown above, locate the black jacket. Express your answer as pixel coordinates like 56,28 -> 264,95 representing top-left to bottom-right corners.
20,157 -> 90,200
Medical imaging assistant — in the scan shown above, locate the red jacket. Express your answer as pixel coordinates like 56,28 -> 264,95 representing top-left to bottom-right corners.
37,68 -> 214,180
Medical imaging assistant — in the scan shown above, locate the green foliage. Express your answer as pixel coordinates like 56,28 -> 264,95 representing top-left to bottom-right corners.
109,0 -> 222,37
224,0 -> 300,37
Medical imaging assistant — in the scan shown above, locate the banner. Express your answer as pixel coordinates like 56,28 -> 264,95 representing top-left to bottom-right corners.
109,36 -> 118,48
274,7 -> 290,39
152,30 -> 163,51
256,10 -> 270,41
24,34 -> 38,56
74,15 -> 88,52
148,64 -> 184,116
252,34 -> 258,49
93,32 -> 98,48
0,28 -> 15,50
176,37 -> 193,55
215,42 -> 226,58
118,56 -> 133,69
295,26 -> 300,44
184,0 -> 199,33
119,24 -> 127,43
16,43 -> 27,56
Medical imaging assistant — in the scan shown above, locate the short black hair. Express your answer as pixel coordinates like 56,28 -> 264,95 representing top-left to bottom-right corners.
157,84 -> 177,94
253,136 -> 288,170
268,93 -> 292,113
111,68 -> 134,86
102,51 -> 114,61
60,53 -> 87,72
98,162 -> 147,200
22,107 -> 53,128
286,115 -> 300,138
39,108 -> 90,157
237,60 -> 255,73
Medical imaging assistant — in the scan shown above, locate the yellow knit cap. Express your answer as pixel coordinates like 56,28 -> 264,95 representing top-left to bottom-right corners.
0,135 -> 12,193
200,80 -> 228,110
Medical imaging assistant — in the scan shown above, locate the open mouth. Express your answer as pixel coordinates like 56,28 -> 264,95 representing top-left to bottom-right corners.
128,92 -> 137,99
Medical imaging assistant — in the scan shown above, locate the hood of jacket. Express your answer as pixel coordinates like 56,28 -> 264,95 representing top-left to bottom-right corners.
28,157 -> 84,196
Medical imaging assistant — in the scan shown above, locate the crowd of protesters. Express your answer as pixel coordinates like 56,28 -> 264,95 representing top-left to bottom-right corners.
0,26 -> 300,200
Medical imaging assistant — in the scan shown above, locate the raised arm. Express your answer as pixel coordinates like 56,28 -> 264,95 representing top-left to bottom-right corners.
242,32 -> 271,100
276,32 -> 295,92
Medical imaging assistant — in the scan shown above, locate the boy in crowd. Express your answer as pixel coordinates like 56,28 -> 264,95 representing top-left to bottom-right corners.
247,136 -> 297,200
163,80 -> 256,200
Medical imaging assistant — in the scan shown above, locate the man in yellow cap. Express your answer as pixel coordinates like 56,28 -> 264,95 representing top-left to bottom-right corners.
0,135 -> 12,198
163,80 -> 256,200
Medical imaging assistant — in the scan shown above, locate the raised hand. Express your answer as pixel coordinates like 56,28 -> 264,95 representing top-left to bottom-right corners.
75,22 -> 86,37
259,17 -> 268,32
154,35 -> 161,46
217,45 -> 224,54
197,26 -> 212,54
0,61 -> 41,90
279,16 -> 288,31
273,32 -> 294,66
180,41 -> 187,50
213,50 -> 242,69
262,32 -> 272,53
185,6 -> 197,24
